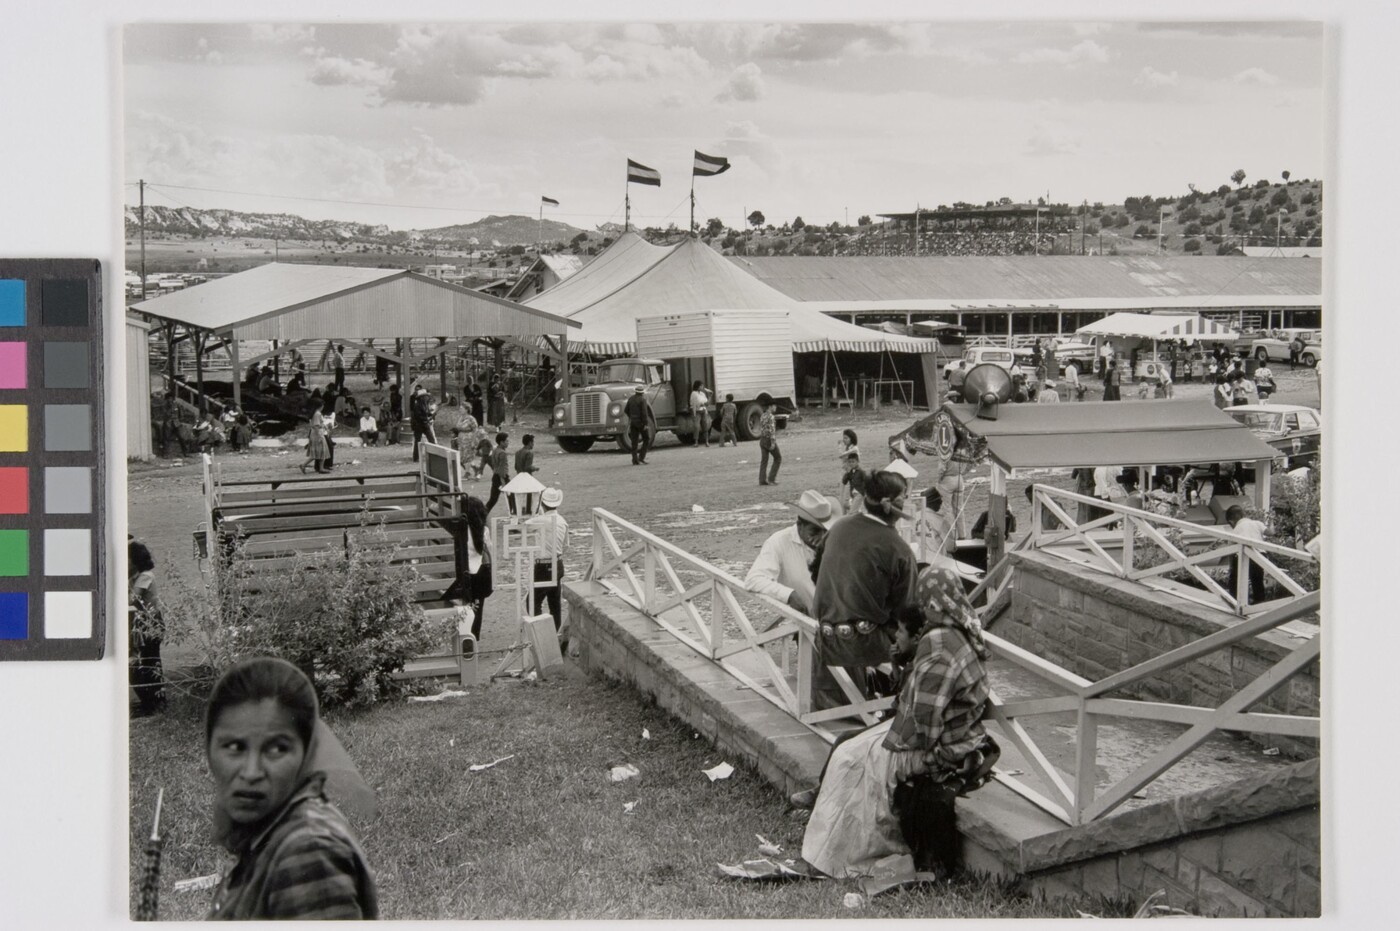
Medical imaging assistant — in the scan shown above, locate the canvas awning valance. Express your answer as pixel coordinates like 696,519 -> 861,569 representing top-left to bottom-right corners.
1075,312 -> 1238,342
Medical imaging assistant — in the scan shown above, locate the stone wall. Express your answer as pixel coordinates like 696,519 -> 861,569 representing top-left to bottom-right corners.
994,551 -> 1319,757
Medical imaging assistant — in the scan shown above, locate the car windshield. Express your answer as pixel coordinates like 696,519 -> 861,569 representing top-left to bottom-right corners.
599,362 -> 651,384
1230,410 -> 1283,433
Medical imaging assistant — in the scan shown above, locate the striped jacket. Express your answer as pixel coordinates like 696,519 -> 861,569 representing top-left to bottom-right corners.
209,776 -> 378,920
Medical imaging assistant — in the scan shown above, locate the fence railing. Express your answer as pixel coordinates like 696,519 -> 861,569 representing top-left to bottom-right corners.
588,509 -> 891,736
587,505 -> 1319,826
982,590 -> 1319,825
1026,485 -> 1317,617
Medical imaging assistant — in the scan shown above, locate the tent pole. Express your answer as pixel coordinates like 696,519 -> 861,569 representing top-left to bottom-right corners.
230,337 -> 241,410
821,352 -> 829,410
194,331 -> 207,417
438,337 -> 448,402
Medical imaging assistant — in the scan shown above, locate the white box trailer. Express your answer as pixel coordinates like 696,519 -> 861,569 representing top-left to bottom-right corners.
635,309 -> 796,434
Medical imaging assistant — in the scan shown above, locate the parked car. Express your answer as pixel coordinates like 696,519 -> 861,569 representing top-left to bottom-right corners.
943,345 -> 1033,380
1225,404 -> 1322,469
1250,329 -> 1322,366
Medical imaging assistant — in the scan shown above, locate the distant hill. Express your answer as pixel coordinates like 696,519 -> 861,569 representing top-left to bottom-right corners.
123,206 -> 585,249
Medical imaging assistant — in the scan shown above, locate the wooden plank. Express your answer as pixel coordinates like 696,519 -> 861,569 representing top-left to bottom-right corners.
991,773 -> 1072,825
800,694 -> 895,725
984,692 -> 1076,810
1082,636 -> 1321,821
983,633 -> 1093,692
1084,698 -> 1319,738
217,470 -> 419,489
523,614 -> 565,679
1073,706 -> 1098,826
995,695 -> 1081,717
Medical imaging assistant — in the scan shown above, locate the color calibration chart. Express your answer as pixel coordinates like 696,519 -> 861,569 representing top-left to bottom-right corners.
0,260 -> 106,660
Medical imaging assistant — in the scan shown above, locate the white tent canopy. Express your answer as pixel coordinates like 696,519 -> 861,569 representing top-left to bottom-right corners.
1075,312 -> 1239,341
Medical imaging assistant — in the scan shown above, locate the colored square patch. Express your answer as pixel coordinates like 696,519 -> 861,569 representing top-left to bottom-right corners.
44,529 -> 90,576
0,342 -> 25,388
44,404 -> 89,451
0,405 -> 26,452
0,467 -> 27,514
0,592 -> 27,639
0,529 -> 29,576
41,279 -> 88,327
44,591 -> 91,639
43,341 -> 89,389
44,467 -> 89,514
0,280 -> 24,327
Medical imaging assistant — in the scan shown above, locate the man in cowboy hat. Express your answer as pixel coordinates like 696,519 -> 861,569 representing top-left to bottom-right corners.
622,384 -> 654,465
745,489 -> 839,615
525,487 -> 569,634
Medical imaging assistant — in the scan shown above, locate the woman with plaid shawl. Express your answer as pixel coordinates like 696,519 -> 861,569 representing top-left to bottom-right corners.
797,564 -> 999,882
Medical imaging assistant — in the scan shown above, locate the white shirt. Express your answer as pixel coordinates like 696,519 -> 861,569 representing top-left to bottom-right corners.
744,524 -> 818,607
524,509 -> 569,560
1064,364 -> 1079,387
689,389 -> 709,412
1230,517 -> 1267,543
359,415 -> 377,433
1037,387 -> 1060,403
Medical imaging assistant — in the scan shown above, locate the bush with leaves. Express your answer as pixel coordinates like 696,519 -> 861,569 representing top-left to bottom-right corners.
161,529 -> 457,708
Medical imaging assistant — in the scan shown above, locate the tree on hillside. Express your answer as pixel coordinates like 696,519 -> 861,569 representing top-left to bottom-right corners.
792,216 -> 806,231
1231,169 -> 1247,187
1216,184 -> 1232,196
705,217 -> 725,238
747,210 -> 765,229
1282,170 -> 1291,183
857,215 -> 871,226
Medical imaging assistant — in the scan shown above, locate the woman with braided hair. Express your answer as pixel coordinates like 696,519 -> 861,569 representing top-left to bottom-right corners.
795,564 -> 999,882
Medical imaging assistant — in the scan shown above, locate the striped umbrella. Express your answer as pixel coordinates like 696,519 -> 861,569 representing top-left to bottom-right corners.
135,788 -> 164,921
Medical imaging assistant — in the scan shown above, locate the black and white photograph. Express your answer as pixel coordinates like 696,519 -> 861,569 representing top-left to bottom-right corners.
16,3 -> 1400,926
115,18 -> 1330,920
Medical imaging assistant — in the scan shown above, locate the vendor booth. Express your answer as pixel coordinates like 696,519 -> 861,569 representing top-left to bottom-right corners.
891,399 -> 1281,570
1075,313 -> 1238,381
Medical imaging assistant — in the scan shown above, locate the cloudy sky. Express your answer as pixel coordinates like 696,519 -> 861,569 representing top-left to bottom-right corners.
124,20 -> 1323,233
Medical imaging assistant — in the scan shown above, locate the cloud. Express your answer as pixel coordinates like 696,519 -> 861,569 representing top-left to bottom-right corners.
1072,23 -> 1113,37
716,63 -> 764,103
1233,67 -> 1280,86
1014,39 -> 1111,66
1134,66 -> 1180,88
249,24 -> 315,45
660,92 -> 686,108
307,54 -> 391,88
720,120 -> 783,175
1024,124 -> 1081,157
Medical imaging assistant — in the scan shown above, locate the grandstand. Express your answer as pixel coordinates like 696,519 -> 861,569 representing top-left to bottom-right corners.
869,203 -> 1075,257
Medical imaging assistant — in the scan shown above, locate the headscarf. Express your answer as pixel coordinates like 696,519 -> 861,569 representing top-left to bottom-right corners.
206,658 -> 377,853
914,564 -> 990,661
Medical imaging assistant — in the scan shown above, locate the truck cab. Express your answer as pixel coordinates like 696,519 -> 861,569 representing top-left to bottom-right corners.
549,358 -> 677,453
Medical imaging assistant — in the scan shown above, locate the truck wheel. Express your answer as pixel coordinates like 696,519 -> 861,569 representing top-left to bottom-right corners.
1254,347 -> 1269,363
736,402 -> 764,441
1301,352 -> 1316,367
616,427 -> 654,454
556,437 -> 595,453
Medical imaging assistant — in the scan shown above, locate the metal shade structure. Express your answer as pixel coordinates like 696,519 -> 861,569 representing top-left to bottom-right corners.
133,262 -> 577,342
896,400 -> 1279,473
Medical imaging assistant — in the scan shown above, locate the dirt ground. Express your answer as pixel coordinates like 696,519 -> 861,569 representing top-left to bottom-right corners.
127,365 -> 1322,667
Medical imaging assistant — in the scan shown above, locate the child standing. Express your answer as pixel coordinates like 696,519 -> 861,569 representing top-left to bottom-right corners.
718,393 -> 739,447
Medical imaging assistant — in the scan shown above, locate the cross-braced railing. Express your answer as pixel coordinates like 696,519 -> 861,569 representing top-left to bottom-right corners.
589,508 -> 890,738
1026,485 -> 1317,617
982,590 -> 1319,825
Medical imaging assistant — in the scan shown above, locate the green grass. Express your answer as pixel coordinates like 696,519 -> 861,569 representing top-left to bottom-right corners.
131,668 -> 1114,920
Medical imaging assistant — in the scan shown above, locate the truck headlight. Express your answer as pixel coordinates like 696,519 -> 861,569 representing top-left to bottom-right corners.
554,407 -> 566,421
610,403 -> 622,416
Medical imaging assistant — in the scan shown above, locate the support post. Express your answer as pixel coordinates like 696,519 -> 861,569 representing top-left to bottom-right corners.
987,464 -> 1008,570
1074,704 -> 1098,825
194,331 -> 207,416
558,332 -> 570,404
230,337 -> 241,410
438,336 -> 448,402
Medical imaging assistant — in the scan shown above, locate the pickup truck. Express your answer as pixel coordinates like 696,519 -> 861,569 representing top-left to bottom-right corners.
1250,329 -> 1322,366
942,345 -> 1032,380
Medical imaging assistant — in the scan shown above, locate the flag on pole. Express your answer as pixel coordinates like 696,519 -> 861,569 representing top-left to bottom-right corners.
693,151 -> 731,177
541,196 -> 559,206
626,159 -> 661,186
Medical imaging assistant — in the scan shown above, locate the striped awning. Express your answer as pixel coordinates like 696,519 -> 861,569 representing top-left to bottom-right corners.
1076,312 -> 1238,341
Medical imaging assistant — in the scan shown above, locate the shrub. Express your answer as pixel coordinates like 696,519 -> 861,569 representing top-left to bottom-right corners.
1183,238 -> 1201,252
1300,191 -> 1315,205
1134,223 -> 1151,238
1224,194 -> 1239,208
1184,222 -> 1203,236
161,528 -> 458,708
1114,213 -> 1131,228
1270,188 -> 1291,207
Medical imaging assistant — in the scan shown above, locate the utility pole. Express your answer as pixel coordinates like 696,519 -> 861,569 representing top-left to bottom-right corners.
913,205 -> 920,256
1081,199 -> 1088,255
139,179 -> 147,298
1158,205 -> 1169,255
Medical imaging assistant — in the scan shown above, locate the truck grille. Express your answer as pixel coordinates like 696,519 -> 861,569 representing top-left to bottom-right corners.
572,393 -> 603,426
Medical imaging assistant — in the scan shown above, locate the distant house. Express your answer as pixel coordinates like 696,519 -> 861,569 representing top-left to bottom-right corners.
505,254 -> 585,301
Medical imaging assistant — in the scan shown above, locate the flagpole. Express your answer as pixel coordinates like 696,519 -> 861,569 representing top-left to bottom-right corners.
625,190 -> 630,233
690,176 -> 696,238
538,201 -> 543,253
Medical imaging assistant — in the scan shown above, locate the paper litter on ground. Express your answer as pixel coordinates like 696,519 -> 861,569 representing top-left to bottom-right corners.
703,762 -> 735,781
715,858 -> 812,881
691,504 -> 705,512
843,893 -> 865,908
609,763 -> 641,782
409,689 -> 468,702
623,800 -> 638,814
468,755 -> 514,773
755,834 -> 782,857
642,727 -> 651,740
174,874 -> 221,893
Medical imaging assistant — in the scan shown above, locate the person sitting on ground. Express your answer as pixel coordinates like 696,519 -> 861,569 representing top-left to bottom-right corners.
794,564 -> 998,882
358,407 -> 378,447
257,364 -> 282,397
193,412 -> 225,453
745,490 -> 838,616
1036,378 -> 1060,403
285,372 -> 307,395
203,657 -> 379,920
229,412 -> 255,452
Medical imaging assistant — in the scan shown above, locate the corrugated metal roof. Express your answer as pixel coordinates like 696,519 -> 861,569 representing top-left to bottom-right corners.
133,261 -> 576,339
525,234 -> 937,355
899,400 -> 1278,471
731,255 -> 1321,310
